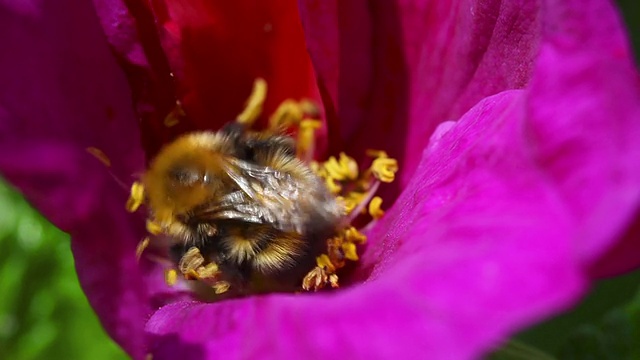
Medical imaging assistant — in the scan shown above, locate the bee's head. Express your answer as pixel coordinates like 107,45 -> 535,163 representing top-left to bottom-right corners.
143,132 -> 233,224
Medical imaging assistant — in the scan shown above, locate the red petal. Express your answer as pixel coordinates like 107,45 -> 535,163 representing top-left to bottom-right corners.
150,0 -> 320,132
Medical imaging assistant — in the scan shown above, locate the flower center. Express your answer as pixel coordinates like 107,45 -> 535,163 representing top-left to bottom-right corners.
126,79 -> 398,298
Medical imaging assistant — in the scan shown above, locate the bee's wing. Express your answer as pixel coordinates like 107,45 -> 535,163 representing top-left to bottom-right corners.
193,190 -> 266,225
193,158 -> 311,234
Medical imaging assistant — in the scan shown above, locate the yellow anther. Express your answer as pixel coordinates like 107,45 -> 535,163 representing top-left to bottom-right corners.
213,281 -> 231,294
302,266 -> 329,291
163,100 -> 185,127
325,177 -> 342,194
269,99 -> 304,129
299,99 -> 321,118
309,161 -> 323,175
329,274 -> 339,288
145,219 -> 163,235
197,263 -> 220,279
344,226 -> 367,244
135,237 -> 150,261
341,192 -> 366,214
126,181 -> 145,212
164,116 -> 179,127
237,78 -> 267,126
371,157 -> 398,183
86,147 -> 112,167
366,149 -> 388,158
368,196 -> 385,220
323,153 -> 358,181
184,269 -> 200,280
164,269 -> 178,286
316,254 -> 336,273
339,153 -> 359,179
341,242 -> 359,261
297,119 -> 322,159
179,247 -> 205,275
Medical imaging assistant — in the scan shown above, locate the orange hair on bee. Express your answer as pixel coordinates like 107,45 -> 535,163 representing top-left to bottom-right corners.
143,132 -> 232,226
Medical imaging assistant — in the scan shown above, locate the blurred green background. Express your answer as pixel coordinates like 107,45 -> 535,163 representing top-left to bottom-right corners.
0,181 -> 127,359
0,1 -> 637,360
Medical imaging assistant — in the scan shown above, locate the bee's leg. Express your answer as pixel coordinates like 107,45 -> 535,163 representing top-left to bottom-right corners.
209,255 -> 254,295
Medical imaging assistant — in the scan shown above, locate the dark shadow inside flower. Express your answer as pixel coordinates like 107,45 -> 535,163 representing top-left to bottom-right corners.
323,0 -> 410,213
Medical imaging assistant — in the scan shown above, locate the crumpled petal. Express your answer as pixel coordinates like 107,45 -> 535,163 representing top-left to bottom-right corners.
299,0 -> 541,195
145,0 -> 640,358
0,1 -> 147,358
92,0 -> 181,158
523,0 -> 640,275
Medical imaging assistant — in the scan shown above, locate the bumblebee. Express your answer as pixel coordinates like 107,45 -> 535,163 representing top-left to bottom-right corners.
142,123 -> 345,295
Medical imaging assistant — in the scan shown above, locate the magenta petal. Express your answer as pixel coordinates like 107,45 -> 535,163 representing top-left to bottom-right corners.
0,1 -> 148,358
146,77 -> 638,357
71,194 -> 150,360
145,91 -> 581,359
525,0 -> 640,273
299,0 -> 541,190
146,0 -> 640,354
363,0 -> 640,275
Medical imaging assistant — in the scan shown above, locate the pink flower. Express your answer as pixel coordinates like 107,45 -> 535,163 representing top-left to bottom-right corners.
0,0 -> 638,358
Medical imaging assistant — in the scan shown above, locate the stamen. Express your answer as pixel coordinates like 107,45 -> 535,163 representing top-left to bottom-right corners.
267,97 -> 323,163
173,247 -> 227,292
344,226 -> 367,244
179,247 -> 205,275
145,220 -> 163,235
316,254 -> 336,273
163,100 -> 185,127
298,99 -> 320,118
236,78 -> 267,126
86,147 -> 112,167
197,263 -> 220,279
341,242 -> 358,261
323,153 -> 359,181
135,237 -> 150,261
335,194 -> 356,214
126,181 -> 145,212
368,150 -> 398,183
301,267 -> 329,291
269,99 -> 304,129
297,119 -> 322,162
213,281 -> 230,294
328,274 -> 339,288
346,181 -> 380,223
325,177 -> 342,195
165,269 -> 178,286
368,196 -> 384,220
